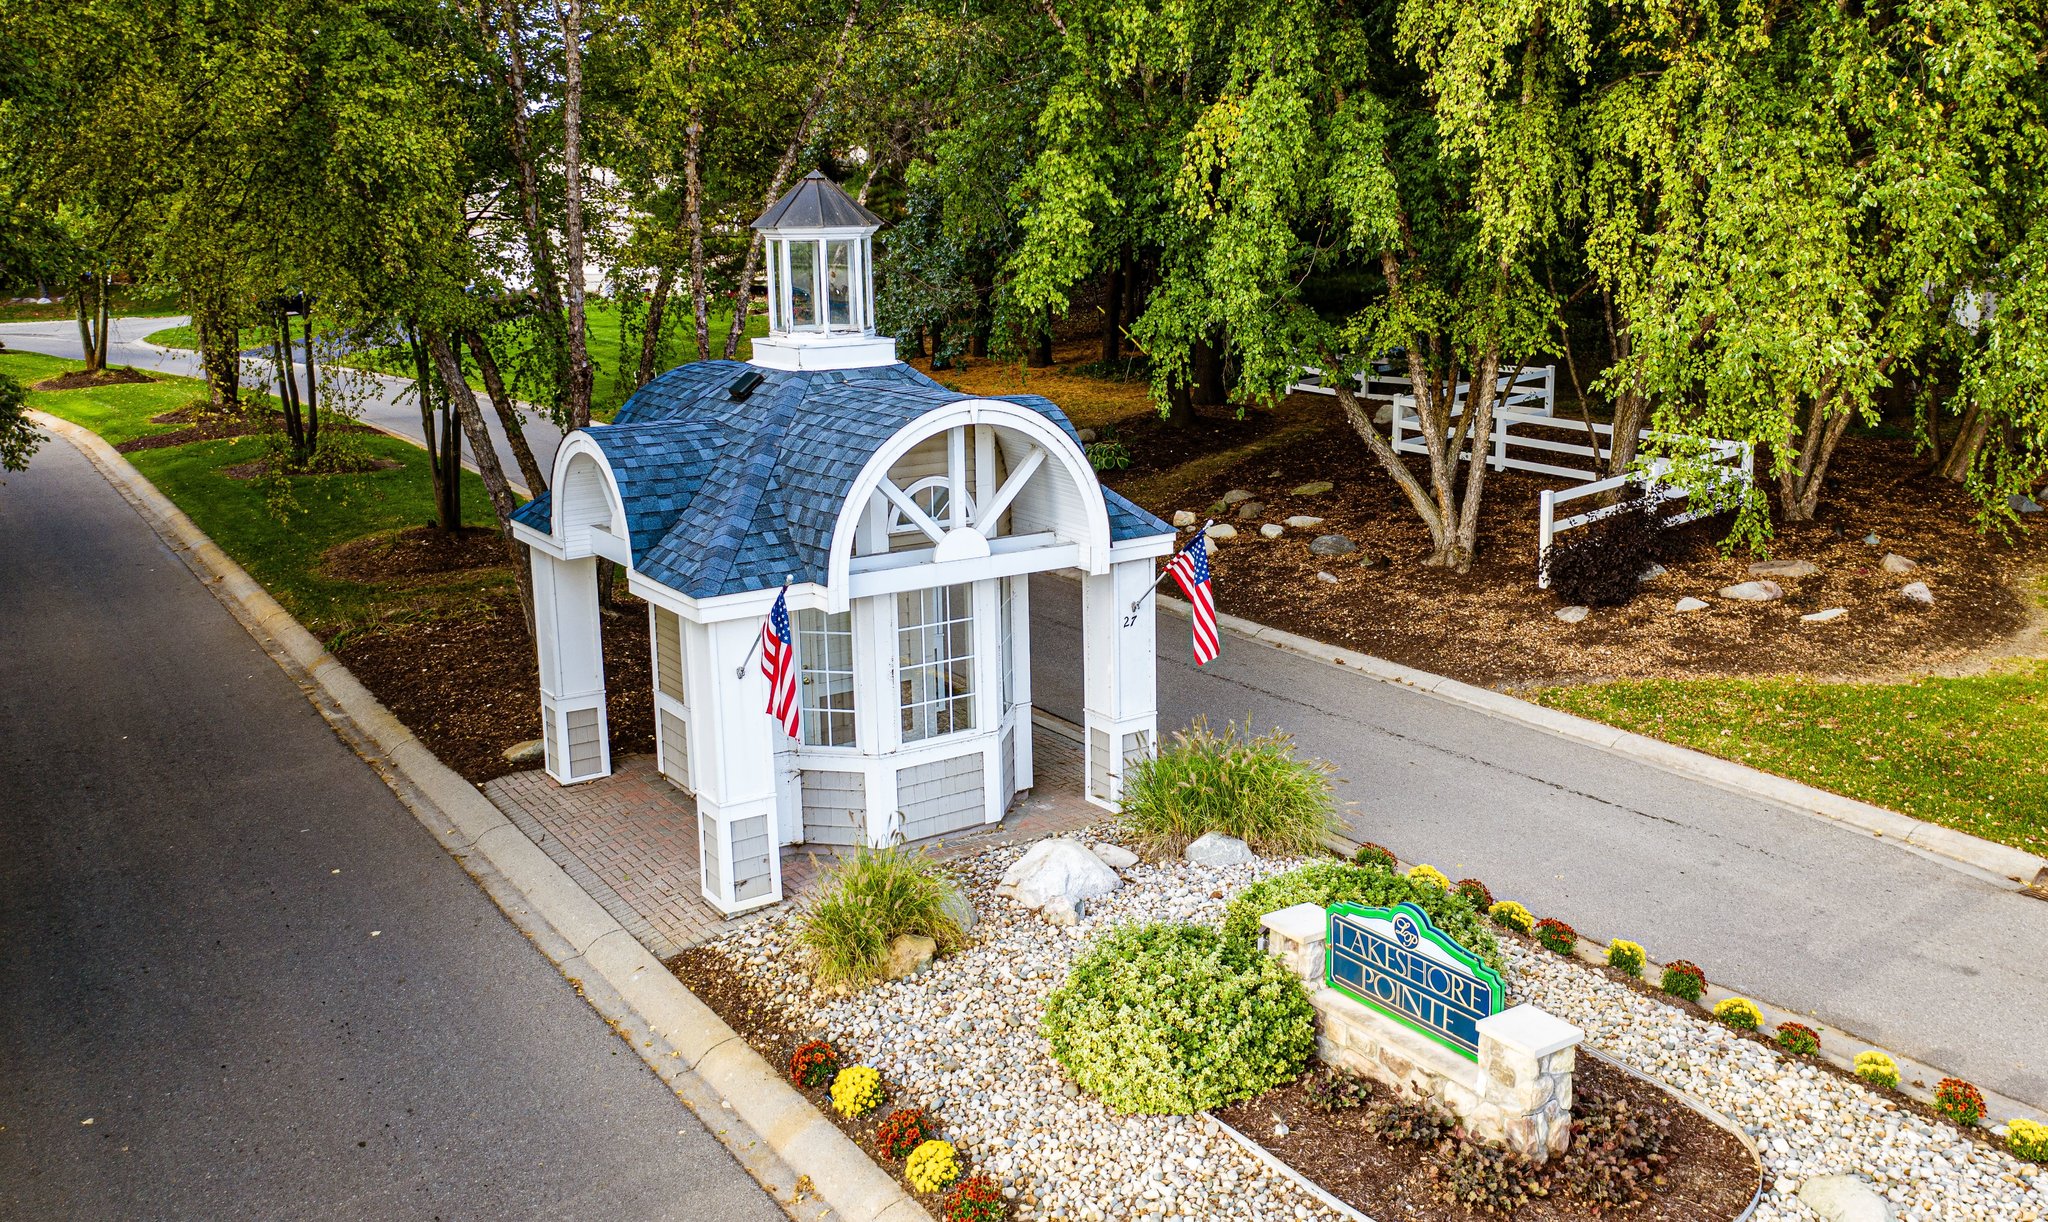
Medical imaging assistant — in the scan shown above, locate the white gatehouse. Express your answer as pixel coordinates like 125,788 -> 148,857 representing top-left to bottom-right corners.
509,171 -> 1177,915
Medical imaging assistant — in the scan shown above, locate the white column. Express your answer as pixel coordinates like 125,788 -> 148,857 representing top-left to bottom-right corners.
532,551 -> 610,784
1080,557 -> 1160,809
683,615 -> 784,915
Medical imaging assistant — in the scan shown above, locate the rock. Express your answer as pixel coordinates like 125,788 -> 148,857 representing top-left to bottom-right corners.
1184,832 -> 1254,867
882,933 -> 938,980
1205,523 -> 1237,541
994,839 -> 1122,917
1090,843 -> 1138,870
1259,524 -> 1284,539
1290,480 -> 1334,496
1638,563 -> 1667,583
2013,494 -> 2044,514
1315,571 -> 1339,584
1171,510 -> 1197,528
1308,534 -> 1357,557
1863,533 -> 1883,546
502,739 -> 545,765
1881,553 -> 1920,574
1749,559 -> 1819,579
1076,428 -> 1098,443
1798,1175 -> 1895,1222
1042,895 -> 1082,925
1283,515 -> 1324,529
1554,605 -> 1590,624
1718,580 -> 1785,602
1220,488 -> 1256,505
939,889 -> 978,935
1673,597 -> 1710,612
1373,403 -> 1394,426
1898,581 -> 1935,606
1234,501 -> 1265,520
1802,607 -> 1849,623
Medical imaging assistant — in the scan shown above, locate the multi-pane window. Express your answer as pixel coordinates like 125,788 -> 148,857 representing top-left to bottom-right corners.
797,608 -> 856,748
999,578 -> 1018,718
898,584 -> 975,742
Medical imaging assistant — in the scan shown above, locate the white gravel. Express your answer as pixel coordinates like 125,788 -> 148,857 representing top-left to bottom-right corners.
709,839 -> 2048,1221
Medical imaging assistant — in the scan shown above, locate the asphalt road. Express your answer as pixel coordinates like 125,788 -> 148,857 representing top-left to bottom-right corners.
0,436 -> 781,1219
1028,573 -> 2048,1112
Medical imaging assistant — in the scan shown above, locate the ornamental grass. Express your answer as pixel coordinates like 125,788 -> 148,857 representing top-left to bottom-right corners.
798,845 -> 966,989
1118,717 -> 1338,855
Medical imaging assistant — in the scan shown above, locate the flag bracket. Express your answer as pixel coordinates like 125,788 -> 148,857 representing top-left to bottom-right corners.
736,575 -> 794,678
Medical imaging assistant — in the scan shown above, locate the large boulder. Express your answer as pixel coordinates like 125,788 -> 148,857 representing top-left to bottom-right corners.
1797,1175 -> 1893,1222
938,889 -> 978,936
1090,843 -> 1139,870
1184,832 -> 1254,867
996,839 -> 1121,919
882,934 -> 938,980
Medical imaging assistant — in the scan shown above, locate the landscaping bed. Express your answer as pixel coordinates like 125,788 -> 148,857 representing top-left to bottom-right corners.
34,366 -> 156,391
668,835 -> 2048,1221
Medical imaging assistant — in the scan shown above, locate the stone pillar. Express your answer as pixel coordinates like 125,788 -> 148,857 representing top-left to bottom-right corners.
1080,556 -> 1160,809
1260,902 -> 1328,985
531,551 -> 610,784
1474,1006 -> 1582,1162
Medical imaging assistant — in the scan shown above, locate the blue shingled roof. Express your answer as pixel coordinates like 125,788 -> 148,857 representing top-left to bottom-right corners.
524,359 -> 1172,598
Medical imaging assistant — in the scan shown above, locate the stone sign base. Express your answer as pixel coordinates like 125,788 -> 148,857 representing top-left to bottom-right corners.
1262,903 -> 1583,1162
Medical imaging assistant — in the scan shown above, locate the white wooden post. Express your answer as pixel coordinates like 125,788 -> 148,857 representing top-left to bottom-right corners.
685,615 -> 783,915
531,551 -> 611,784
1537,490 -> 1556,591
1492,410 -> 1510,471
1081,557 -> 1160,810
1010,575 -> 1035,794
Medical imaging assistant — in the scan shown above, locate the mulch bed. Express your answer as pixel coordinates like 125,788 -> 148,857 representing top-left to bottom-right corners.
1213,1056 -> 1759,1222
321,526 -> 515,586
329,588 -> 654,784
33,366 -> 155,391
1112,405 -> 2048,687
671,946 -> 954,1212
221,453 -> 400,480
115,406 -> 381,453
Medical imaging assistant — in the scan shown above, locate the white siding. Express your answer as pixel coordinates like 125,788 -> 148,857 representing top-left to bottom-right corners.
897,753 -> 985,841
658,709 -> 690,790
801,769 -> 867,846
566,707 -> 603,779
654,608 -> 684,702
700,818 -> 723,897
1089,727 -> 1112,802
999,725 -> 1017,808
731,814 -> 775,901
559,453 -> 616,535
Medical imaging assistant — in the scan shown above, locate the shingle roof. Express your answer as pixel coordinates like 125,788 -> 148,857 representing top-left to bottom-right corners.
751,170 -> 884,232
523,359 -> 1172,599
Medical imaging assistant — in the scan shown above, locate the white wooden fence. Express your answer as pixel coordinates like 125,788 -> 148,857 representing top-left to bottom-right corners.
1289,363 -> 1558,418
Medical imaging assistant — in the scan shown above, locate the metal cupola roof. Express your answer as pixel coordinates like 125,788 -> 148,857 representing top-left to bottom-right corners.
750,169 -> 884,232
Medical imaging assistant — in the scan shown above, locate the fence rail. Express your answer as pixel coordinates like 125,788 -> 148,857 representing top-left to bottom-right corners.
1289,364 -> 1557,418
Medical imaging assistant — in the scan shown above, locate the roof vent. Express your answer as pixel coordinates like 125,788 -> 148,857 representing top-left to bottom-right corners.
727,370 -> 765,401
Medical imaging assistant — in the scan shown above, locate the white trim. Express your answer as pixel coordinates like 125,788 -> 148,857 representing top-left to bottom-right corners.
975,446 -> 1046,529
827,401 -> 1112,609
877,476 -> 949,543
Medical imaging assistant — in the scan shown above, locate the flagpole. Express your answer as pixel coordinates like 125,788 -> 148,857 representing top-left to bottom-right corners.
735,577 -> 793,678
1130,520 -> 1212,615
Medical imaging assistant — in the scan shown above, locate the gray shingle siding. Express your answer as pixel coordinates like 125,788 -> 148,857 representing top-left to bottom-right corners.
526,359 -> 1173,598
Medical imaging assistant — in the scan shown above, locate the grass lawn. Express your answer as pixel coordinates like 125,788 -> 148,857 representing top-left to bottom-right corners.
6,350 -> 503,636
0,290 -> 183,323
1533,651 -> 2048,857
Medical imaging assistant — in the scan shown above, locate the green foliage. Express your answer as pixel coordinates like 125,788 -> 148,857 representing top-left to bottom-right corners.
1430,1141 -> 1548,1213
1714,998 -> 1763,1031
0,372 -> 42,473
1553,1084 -> 1674,1210
1605,940 -> 1646,979
1775,1023 -> 1821,1056
1363,1096 -> 1455,1145
1118,718 -> 1338,856
1352,843 -> 1397,871
873,1108 -> 934,1161
1933,1078 -> 1986,1127
1041,923 -> 1315,1115
1854,1051 -> 1900,1090
1660,961 -> 1707,1003
1533,918 -> 1578,957
1084,433 -> 1132,472
1223,861 -> 1505,975
798,846 -> 967,990
1453,878 -> 1493,910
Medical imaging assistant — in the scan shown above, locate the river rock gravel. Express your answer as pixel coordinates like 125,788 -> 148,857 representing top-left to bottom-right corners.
704,837 -> 2047,1221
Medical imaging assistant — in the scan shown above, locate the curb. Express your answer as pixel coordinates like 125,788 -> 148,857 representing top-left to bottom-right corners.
31,410 -> 932,1222
1156,592 -> 2048,890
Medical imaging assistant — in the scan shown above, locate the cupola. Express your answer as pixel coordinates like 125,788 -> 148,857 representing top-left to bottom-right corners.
749,170 -> 895,371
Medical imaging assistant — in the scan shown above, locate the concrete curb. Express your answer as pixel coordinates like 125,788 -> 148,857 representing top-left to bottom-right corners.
31,410 -> 931,1222
1156,592 -> 2048,889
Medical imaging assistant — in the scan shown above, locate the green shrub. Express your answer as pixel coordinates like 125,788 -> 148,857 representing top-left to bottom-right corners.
1854,1050 -> 1899,1089
1352,842 -> 1398,870
1454,878 -> 1494,909
1606,939 -> 1647,978
1933,1078 -> 1985,1126
1775,1022 -> 1820,1056
798,846 -> 967,989
1041,923 -> 1315,1114
2007,1118 -> 2048,1164
1534,918 -> 1578,956
1221,861 -> 1505,974
1488,900 -> 1534,934
1714,997 -> 1762,1030
1660,960 -> 1706,1002
1118,717 -> 1338,855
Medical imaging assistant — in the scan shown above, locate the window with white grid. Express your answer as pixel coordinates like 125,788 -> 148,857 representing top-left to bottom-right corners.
898,583 -> 975,742
797,608 -> 856,748
999,577 -> 1018,718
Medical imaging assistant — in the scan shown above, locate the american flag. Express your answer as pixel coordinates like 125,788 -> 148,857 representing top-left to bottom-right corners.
760,587 -> 801,738
1164,531 -> 1220,665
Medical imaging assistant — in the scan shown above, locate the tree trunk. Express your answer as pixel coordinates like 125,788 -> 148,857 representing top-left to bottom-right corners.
721,0 -> 866,360
195,305 -> 242,409
94,270 -> 111,371
684,116 -> 711,362
410,326 -> 453,533
1165,379 -> 1194,429
1936,403 -> 1985,483
465,327 -> 548,495
1192,330 -> 1225,406
1028,305 -> 1053,367
637,266 -> 673,389
1777,389 -> 1855,522
300,311 -> 319,456
272,314 -> 305,462
1100,263 -> 1124,364
427,329 -> 534,639
76,275 -> 103,375
1333,377 -> 1448,550
555,0 -> 594,428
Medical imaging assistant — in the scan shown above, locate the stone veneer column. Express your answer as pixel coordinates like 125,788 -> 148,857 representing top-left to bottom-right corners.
1474,1006 -> 1581,1161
